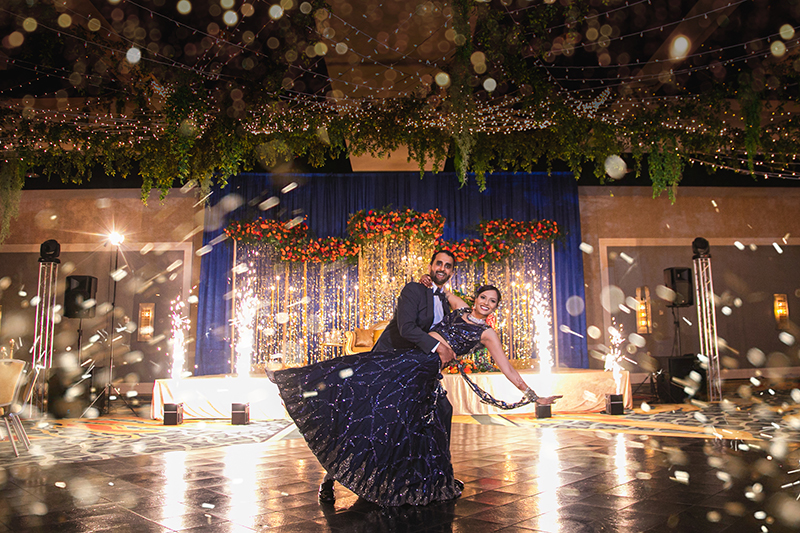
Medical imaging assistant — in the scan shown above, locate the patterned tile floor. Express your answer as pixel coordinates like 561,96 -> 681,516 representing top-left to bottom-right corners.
3,419 -> 800,532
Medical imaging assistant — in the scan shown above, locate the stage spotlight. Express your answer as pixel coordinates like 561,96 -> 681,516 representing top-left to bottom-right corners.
692,237 -> 710,259
39,239 -> 61,263
108,232 -> 125,246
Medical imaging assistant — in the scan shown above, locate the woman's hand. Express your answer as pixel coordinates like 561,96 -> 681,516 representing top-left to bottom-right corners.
535,395 -> 562,406
419,274 -> 433,288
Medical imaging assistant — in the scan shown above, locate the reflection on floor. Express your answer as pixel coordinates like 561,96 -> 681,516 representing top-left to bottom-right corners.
2,419 -> 800,532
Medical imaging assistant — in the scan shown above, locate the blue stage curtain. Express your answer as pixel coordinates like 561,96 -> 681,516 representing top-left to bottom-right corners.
195,172 -> 588,375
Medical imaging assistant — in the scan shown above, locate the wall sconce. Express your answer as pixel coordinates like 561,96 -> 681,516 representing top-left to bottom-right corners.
138,303 -> 155,341
774,294 -> 789,330
636,286 -> 652,334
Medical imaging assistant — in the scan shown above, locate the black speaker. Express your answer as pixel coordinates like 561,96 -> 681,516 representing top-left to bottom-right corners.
664,355 -> 706,402
64,275 -> 98,319
664,267 -> 693,307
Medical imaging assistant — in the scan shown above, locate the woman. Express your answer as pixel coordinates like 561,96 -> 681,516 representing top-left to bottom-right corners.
271,285 -> 559,507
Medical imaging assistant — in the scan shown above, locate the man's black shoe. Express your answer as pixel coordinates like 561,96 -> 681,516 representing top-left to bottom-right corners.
318,480 -> 335,504
454,479 -> 464,491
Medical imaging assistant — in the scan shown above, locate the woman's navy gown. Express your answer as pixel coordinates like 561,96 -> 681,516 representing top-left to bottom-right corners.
272,309 -> 487,507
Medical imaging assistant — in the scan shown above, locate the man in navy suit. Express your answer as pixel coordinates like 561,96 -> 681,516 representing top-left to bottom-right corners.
372,249 -> 457,365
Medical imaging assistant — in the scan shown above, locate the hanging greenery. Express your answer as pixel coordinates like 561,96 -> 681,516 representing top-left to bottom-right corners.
1,0 -> 797,244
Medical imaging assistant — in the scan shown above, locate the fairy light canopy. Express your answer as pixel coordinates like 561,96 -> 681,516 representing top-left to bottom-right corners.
2,0 -> 800,200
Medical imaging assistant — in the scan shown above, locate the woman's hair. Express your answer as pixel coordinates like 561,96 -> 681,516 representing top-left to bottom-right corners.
475,285 -> 501,303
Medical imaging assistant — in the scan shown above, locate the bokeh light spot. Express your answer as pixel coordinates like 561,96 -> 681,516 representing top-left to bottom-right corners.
669,35 -> 690,59
23,17 -> 37,32
7,31 -> 24,47
565,296 -> 584,316
604,155 -> 627,179
269,4 -> 284,19
126,48 -> 142,64
223,10 -> 238,26
177,0 -> 192,15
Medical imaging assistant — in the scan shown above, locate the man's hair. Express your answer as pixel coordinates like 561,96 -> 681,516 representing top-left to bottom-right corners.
430,249 -> 456,265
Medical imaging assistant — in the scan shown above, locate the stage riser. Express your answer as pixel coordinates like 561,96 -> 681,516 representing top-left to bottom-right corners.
151,370 -> 631,420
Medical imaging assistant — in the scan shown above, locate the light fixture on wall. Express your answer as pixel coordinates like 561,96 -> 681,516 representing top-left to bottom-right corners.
138,303 -> 155,341
774,294 -> 789,330
636,286 -> 652,334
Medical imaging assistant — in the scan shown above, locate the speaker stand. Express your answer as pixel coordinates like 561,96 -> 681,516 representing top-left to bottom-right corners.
631,369 -> 664,404
82,246 -> 138,418
82,382 -> 138,417
670,306 -> 683,359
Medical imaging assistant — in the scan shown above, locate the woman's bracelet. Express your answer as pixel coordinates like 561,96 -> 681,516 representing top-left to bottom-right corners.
523,387 -> 539,402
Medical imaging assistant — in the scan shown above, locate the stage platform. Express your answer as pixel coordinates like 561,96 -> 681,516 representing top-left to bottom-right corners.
151,369 -> 631,420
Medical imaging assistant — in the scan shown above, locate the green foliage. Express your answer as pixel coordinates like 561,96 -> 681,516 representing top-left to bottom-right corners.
2,0 -> 790,222
0,159 -> 25,243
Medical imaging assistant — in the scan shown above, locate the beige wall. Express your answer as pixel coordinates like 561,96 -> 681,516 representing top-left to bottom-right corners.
579,186 -> 800,375
0,189 -> 204,381
2,189 -> 202,247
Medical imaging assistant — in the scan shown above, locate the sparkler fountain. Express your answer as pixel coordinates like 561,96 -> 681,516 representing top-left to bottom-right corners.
169,298 -> 190,379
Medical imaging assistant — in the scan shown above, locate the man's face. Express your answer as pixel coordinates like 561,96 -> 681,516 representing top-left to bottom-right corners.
429,253 -> 454,287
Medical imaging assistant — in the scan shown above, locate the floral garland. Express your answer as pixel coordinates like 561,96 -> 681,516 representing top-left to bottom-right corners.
224,218 -> 360,263
225,210 -> 560,263
346,207 -> 445,243
439,238 -> 516,263
479,219 -> 560,245
440,219 -> 561,263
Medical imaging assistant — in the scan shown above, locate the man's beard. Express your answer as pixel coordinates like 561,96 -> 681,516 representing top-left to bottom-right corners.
430,270 -> 450,286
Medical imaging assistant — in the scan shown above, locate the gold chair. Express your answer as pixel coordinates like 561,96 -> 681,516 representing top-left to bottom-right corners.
343,321 -> 389,355
0,359 -> 28,457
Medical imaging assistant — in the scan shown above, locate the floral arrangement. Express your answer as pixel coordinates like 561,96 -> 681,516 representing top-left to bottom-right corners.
224,219 -> 309,246
443,347 -> 500,374
225,210 -> 559,264
439,238 -> 516,263
346,208 -> 445,243
439,219 -> 560,263
479,219 -> 560,246
224,218 -> 360,263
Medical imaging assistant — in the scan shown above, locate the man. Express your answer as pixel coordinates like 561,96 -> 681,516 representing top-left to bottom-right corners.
372,249 -> 457,366
318,249 -> 459,504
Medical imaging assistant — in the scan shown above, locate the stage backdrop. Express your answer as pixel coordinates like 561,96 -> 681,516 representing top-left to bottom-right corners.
196,172 -> 587,375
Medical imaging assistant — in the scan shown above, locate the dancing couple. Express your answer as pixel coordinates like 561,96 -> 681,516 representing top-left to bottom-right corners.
270,249 -> 560,507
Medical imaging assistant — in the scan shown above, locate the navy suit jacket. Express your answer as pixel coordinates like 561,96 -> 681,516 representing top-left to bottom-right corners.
372,282 -> 451,354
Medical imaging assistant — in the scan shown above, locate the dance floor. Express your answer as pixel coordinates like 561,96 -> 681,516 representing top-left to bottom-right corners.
2,389 -> 800,532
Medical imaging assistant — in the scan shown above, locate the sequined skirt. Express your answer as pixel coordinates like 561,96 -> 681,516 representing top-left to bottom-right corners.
273,349 -> 461,506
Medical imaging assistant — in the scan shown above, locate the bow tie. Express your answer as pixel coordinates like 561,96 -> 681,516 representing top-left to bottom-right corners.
434,288 -> 447,304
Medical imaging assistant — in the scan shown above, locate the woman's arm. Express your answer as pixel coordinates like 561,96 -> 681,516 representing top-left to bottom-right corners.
480,329 -> 560,405
442,288 -> 468,311
481,329 -> 529,392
